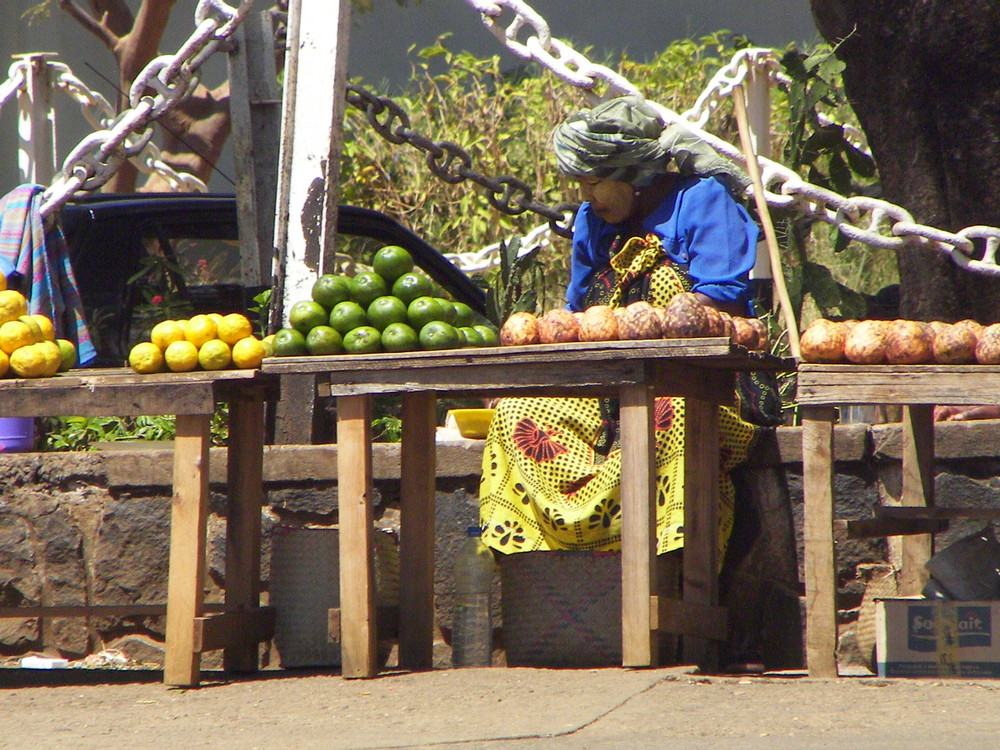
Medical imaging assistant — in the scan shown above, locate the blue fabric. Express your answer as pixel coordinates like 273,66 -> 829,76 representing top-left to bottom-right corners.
565,175 -> 759,312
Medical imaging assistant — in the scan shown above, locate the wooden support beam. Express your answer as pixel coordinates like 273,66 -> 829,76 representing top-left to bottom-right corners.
327,606 -> 399,644
650,595 -> 728,642
193,608 -> 276,653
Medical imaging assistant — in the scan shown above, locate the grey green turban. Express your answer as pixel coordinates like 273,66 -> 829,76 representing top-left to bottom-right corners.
552,95 -> 750,194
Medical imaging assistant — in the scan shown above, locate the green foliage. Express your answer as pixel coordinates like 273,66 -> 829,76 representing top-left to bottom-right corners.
482,235 -> 541,327
41,405 -> 230,451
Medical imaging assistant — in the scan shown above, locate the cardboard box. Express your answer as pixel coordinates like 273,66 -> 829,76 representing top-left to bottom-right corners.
876,598 -> 1000,678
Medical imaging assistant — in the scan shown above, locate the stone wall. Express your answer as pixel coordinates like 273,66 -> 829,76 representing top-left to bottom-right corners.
2,419 -> 1000,670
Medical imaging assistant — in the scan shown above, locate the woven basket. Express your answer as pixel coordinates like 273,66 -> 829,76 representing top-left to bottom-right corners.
500,550 -> 623,668
270,527 -> 399,668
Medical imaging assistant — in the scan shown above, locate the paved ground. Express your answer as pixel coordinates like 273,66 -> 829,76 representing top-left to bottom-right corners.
4,664 -> 1000,749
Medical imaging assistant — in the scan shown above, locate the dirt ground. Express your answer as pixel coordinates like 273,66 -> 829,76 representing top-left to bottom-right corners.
4,664 -> 1000,749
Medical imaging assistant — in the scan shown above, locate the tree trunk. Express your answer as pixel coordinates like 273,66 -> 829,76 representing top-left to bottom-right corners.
811,0 -> 1000,323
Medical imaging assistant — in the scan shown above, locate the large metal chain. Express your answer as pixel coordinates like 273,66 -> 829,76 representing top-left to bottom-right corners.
36,0 -> 253,218
345,83 -> 577,239
465,0 -> 1000,276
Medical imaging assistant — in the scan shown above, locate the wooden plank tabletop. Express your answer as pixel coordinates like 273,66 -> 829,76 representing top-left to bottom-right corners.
797,364 -> 1000,405
0,367 -> 278,417
261,339 -> 793,398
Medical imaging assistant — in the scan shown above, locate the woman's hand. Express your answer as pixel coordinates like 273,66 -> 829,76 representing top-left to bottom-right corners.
934,405 -> 1000,421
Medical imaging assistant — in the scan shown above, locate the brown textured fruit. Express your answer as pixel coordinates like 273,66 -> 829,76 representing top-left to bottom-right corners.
662,292 -> 709,338
730,317 -> 759,350
800,319 -> 848,363
537,308 -> 581,344
842,320 -> 888,364
933,324 -> 978,364
579,305 -> 620,342
975,323 -> 1000,364
499,311 -> 540,346
955,319 -> 985,338
747,318 -> 768,351
619,301 -> 663,340
885,319 -> 934,364
702,305 -> 726,337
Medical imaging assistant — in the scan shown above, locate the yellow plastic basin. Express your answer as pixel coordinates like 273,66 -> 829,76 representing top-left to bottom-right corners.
448,408 -> 496,439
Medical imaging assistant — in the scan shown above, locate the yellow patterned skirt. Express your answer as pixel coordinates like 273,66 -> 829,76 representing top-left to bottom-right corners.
479,234 -> 763,558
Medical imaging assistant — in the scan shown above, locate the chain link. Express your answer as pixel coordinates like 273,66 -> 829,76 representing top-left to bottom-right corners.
34,0 -> 251,217
345,83 -> 576,238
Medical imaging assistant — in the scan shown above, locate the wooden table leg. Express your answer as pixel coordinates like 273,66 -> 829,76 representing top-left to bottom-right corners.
164,413 -> 211,687
223,398 -> 265,673
399,391 -> 437,671
337,395 -> 377,678
620,384 -> 658,668
682,394 -> 720,670
900,404 -> 934,595
802,405 -> 838,678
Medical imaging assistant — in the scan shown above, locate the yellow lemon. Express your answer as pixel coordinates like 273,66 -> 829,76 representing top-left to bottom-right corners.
128,341 -> 165,374
197,338 -> 231,371
35,340 -> 62,377
164,340 -> 199,372
184,314 -> 217,348
17,315 -> 43,343
175,319 -> 189,335
9,344 -> 47,378
0,290 -> 28,325
261,334 -> 275,357
217,313 -> 253,345
231,336 -> 266,369
0,273 -> 6,292
0,349 -> 8,377
207,312 -> 226,328
29,314 -> 55,342
56,338 -> 77,372
150,319 -> 185,351
0,320 -> 36,354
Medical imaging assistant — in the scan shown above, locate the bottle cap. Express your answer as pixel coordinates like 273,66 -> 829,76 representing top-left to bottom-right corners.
466,525 -> 482,536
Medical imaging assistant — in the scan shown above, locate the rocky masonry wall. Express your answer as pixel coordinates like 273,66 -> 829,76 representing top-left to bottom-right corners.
2,420 -> 1000,670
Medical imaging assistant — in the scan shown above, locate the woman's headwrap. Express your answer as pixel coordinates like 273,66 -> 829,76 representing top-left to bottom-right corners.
552,95 -> 750,194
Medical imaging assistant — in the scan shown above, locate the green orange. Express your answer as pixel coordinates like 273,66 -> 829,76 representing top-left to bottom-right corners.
289,300 -> 328,334
348,271 -> 389,309
272,327 -> 308,357
367,295 -> 409,331
343,325 -> 383,354
391,272 -> 435,306
328,300 -> 369,335
418,320 -> 460,351
407,296 -> 446,331
306,325 -> 344,355
381,322 -> 420,352
473,325 -> 500,347
312,274 -> 353,310
372,245 -> 414,284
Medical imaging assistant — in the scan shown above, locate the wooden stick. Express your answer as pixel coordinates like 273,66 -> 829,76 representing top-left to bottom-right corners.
731,84 -> 802,360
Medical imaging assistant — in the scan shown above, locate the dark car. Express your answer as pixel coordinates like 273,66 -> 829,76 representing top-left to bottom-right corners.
58,193 -> 486,366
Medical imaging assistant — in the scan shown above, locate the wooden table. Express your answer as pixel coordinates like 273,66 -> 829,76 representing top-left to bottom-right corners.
264,339 -> 790,678
0,367 -> 278,686
797,363 -> 1000,677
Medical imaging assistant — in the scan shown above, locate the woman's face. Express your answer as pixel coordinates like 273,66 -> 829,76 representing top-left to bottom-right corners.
577,177 -> 635,224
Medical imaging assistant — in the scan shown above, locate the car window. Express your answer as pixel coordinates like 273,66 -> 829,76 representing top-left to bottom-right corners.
141,230 -> 243,288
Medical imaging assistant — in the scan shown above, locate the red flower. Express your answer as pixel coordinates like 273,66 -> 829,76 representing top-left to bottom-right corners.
151,295 -> 163,305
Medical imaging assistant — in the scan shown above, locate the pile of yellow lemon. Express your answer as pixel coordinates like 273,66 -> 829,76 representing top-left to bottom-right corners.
0,277 -> 77,379
128,312 -> 269,374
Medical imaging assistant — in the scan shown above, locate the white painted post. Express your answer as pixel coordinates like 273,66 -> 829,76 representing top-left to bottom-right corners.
272,0 -> 353,329
15,53 -> 58,186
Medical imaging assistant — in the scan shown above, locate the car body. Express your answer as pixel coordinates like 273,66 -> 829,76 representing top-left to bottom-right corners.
58,193 -> 486,366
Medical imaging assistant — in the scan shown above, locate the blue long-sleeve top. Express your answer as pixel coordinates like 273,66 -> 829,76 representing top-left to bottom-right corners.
565,175 -> 760,313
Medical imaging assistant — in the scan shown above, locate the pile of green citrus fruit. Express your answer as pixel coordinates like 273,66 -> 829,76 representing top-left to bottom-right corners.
0,279 -> 77,379
127,312 -> 267,374
271,245 -> 499,357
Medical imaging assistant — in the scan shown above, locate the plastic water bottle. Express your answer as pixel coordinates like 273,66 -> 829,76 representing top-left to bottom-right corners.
452,525 -> 494,667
